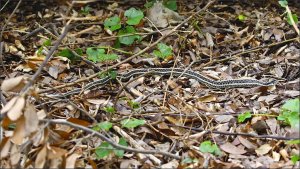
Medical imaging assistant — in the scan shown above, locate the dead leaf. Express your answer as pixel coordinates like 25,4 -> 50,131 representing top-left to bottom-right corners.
66,153 -> 81,168
24,104 -> 39,134
1,76 -> 28,92
10,144 -> 21,166
220,142 -> 247,155
35,145 -> 47,168
255,144 -> 272,156
237,136 -> 257,149
161,159 -> 179,168
0,137 -> 11,158
48,146 -> 68,159
11,116 -> 26,145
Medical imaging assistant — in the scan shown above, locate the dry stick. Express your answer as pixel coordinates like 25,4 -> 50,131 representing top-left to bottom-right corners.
169,124 -> 298,140
39,0 -> 216,94
44,84 -> 97,123
196,37 -> 299,69
0,0 -> 23,78
40,119 -> 181,159
21,25 -> 72,95
113,71 -> 154,109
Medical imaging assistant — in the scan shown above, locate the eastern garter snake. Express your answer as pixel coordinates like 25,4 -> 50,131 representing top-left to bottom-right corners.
48,68 -> 276,98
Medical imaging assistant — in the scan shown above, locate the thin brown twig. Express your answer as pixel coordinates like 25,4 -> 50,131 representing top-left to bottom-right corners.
195,37 -> 299,70
39,0 -> 216,94
20,24 -> 72,95
169,124 -> 298,140
40,119 -> 181,159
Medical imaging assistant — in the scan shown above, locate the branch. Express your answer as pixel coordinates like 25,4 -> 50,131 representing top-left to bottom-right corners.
20,24 -> 72,95
40,119 -> 181,160
39,0 -> 216,93
169,124 -> 298,140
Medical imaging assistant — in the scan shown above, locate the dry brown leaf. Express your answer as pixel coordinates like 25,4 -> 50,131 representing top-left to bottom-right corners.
11,116 -> 26,145
7,96 -> 25,121
1,76 -> 27,92
272,151 -> 280,162
120,159 -> 141,169
67,118 -> 91,127
10,144 -> 21,166
24,104 -> 39,134
1,97 -> 18,114
255,144 -> 272,156
161,159 -> 179,168
0,137 -> 11,158
66,153 -> 81,168
35,145 -> 47,168
47,146 -> 68,159
237,136 -> 257,149
220,142 -> 247,155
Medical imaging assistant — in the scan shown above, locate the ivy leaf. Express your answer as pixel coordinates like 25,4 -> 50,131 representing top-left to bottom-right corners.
144,1 -> 155,8
163,0 -> 177,11
278,0 -> 288,7
287,13 -> 299,25
93,121 -> 113,131
153,43 -> 173,59
118,26 -> 141,45
121,118 -> 145,129
104,16 -> 121,31
199,141 -> 222,156
58,49 -> 80,62
124,7 -> 144,25
128,100 -> 140,109
95,142 -> 113,159
238,111 -> 252,123
103,106 -> 116,114
80,5 -> 92,15
86,48 -> 118,63
114,138 -> 127,157
278,98 -> 300,129
291,155 -> 300,164
238,14 -> 246,21
43,39 -> 51,46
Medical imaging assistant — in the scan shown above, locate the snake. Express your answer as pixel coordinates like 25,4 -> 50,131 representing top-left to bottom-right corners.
47,68 -> 276,98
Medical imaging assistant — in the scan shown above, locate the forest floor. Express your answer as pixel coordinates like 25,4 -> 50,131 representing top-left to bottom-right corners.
0,0 -> 299,168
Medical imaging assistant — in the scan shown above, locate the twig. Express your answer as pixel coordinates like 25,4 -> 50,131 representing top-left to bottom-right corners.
40,119 -> 181,159
0,0 -> 22,78
195,37 -> 299,69
169,124 -> 298,140
113,71 -> 154,109
39,0 -> 216,94
20,24 -> 72,95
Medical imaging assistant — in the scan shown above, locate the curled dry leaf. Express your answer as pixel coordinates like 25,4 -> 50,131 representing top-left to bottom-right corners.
66,153 -> 81,168
24,104 -> 39,134
10,144 -> 21,166
35,145 -> 47,168
0,137 -> 11,158
1,96 -> 25,121
1,76 -> 28,92
11,116 -> 26,145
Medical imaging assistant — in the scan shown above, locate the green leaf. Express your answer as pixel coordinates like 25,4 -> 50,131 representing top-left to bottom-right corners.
124,7 -> 144,25
238,111 -> 252,123
287,13 -> 299,25
95,142 -> 113,159
58,49 -> 80,62
286,139 -> 300,144
103,106 -> 116,114
114,138 -> 127,157
93,121 -> 113,131
181,157 -> 198,164
80,5 -> 92,15
144,1 -> 155,8
75,48 -> 83,56
118,26 -> 141,45
121,118 -> 145,129
128,100 -> 140,109
278,98 -> 300,129
163,0 -> 177,11
153,43 -> 172,59
281,98 -> 299,113
278,0 -> 288,7
199,141 -> 222,156
104,16 -> 121,31
86,48 -> 118,63
291,155 -> 300,165
238,14 -> 246,21
43,39 -> 51,46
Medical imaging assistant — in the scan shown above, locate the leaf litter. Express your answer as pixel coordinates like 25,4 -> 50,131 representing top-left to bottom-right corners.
0,0 -> 299,168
